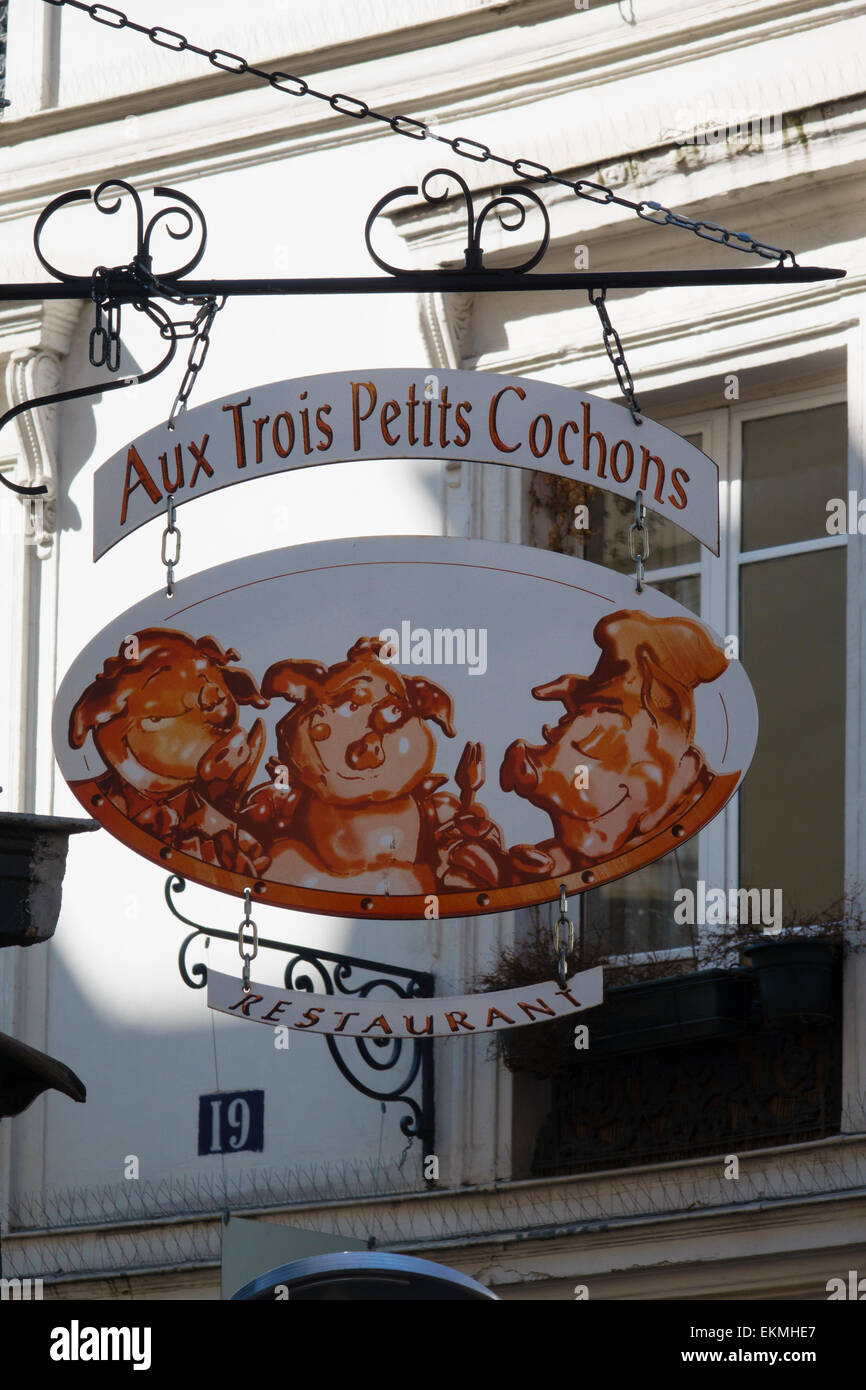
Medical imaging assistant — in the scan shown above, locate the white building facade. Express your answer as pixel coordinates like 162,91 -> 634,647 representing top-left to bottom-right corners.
1,0 -> 865,1299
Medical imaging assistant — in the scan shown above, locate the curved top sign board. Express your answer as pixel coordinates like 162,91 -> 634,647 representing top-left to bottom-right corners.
92,370 -> 720,558
54,536 -> 755,919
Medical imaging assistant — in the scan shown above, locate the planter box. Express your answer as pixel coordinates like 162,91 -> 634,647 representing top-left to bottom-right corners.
586,969 -> 752,1056
0,812 -> 100,947
501,967 -> 752,1074
739,938 -> 837,1027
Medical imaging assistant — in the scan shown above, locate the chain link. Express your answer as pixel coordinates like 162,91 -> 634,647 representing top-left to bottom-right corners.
47,0 -> 798,267
161,494 -> 181,598
167,296 -> 225,430
89,265 -> 123,371
554,884 -> 575,990
589,288 -> 643,425
126,258 -> 225,427
628,490 -> 649,592
237,888 -> 258,993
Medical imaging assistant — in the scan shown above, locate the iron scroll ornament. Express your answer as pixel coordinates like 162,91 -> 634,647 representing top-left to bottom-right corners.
364,167 -> 550,276
166,875 -> 435,1150
0,179 -> 209,497
32,178 -> 207,284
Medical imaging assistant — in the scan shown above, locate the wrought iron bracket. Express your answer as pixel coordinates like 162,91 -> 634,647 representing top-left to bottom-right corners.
0,168 -> 845,496
165,875 -> 435,1160
0,178 -> 210,496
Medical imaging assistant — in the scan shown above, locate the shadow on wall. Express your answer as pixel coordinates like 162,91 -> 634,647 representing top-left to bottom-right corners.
5,935 -> 429,1239
54,318 -> 146,537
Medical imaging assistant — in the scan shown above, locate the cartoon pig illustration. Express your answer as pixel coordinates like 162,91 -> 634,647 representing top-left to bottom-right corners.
500,610 -> 730,879
240,635 -> 502,896
68,628 -> 270,875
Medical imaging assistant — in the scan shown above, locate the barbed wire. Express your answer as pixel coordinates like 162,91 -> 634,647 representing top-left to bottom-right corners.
5,1138 -> 866,1282
43,0 -> 797,267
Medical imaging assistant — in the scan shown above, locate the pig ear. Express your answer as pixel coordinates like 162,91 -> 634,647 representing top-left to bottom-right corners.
531,673 -> 583,713
69,679 -> 126,748
347,636 -> 388,660
637,648 -> 689,729
196,634 -> 239,664
636,751 -> 704,833
262,659 -> 327,704
407,676 -> 455,737
223,664 -> 269,709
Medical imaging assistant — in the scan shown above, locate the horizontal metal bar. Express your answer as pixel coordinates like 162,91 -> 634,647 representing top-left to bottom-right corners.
0,266 -> 845,301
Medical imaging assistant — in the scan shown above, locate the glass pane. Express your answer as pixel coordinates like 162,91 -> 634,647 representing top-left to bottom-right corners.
650,572 -> 701,616
741,403 -> 846,552
740,547 -> 845,919
525,434 -> 703,570
524,431 -> 704,961
585,841 -> 699,957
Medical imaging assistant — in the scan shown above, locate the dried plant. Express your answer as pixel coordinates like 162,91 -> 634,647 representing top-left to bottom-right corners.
694,886 -> 866,971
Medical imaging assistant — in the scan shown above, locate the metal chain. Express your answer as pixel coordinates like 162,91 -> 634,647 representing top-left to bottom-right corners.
85,256 -> 224,425
589,287 -> 643,425
44,0 -> 797,267
89,265 -> 122,370
237,888 -> 258,994
167,295 -> 225,430
628,490 -> 650,592
127,259 -> 226,427
161,494 -> 181,598
554,884 -> 575,990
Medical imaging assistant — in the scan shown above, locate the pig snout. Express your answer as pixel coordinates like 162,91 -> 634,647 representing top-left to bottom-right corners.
198,681 -> 233,727
500,739 -> 541,795
346,731 -> 385,770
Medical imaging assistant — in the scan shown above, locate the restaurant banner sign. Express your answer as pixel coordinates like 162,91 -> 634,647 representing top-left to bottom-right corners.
207,965 -> 604,1038
52,536 -> 757,919
92,370 -> 720,557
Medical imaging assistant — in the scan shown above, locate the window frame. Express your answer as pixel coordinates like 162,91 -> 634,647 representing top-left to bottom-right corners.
589,383 -> 848,966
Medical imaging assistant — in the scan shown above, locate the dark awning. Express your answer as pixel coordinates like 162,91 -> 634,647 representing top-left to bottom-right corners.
0,1030 -> 86,1119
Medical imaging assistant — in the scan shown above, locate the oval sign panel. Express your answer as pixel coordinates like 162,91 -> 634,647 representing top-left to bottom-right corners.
53,538 -> 757,919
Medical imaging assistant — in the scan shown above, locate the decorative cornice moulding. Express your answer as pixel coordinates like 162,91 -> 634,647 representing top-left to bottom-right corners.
0,2 -> 862,212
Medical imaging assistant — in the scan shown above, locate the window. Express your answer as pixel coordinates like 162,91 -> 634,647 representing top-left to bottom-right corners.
736,403 -> 847,920
524,395 -> 847,955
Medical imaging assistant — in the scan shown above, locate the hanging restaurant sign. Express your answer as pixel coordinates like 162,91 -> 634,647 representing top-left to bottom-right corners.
92,370 -> 720,558
207,965 -> 604,1038
52,536 -> 757,919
